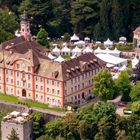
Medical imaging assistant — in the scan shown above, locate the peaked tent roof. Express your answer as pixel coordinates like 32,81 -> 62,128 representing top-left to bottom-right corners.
83,46 -> 93,53
55,55 -> 65,63
48,53 -> 56,59
104,38 -> 113,45
74,40 -> 85,45
84,37 -> 90,41
119,36 -> 127,41
61,45 -> 71,53
70,34 -> 79,41
72,46 -> 82,53
52,46 -> 60,53
94,47 -> 104,53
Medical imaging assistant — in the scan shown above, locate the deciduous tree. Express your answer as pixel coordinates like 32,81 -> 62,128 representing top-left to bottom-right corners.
115,71 -> 131,102
130,82 -> 140,101
93,70 -> 115,101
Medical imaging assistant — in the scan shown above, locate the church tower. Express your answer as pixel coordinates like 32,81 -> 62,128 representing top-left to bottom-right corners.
20,11 -> 31,40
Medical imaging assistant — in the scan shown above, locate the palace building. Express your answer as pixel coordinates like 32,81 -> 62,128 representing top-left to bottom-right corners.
0,12 -> 106,108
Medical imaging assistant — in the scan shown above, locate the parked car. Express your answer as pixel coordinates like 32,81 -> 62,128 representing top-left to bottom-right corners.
123,109 -> 132,115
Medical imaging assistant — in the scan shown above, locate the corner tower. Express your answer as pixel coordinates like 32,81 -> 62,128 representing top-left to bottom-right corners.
20,11 -> 31,40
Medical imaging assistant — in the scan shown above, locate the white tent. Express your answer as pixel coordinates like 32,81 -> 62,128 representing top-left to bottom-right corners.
52,46 -> 60,56
119,36 -> 127,44
71,53 -> 78,59
132,56 -> 139,68
48,53 -> 56,60
119,65 -> 127,71
74,40 -> 85,46
72,46 -> 82,55
109,48 -> 121,57
83,46 -> 93,53
95,41 -> 101,45
55,55 -> 65,63
96,53 -> 127,67
105,47 -> 111,53
61,45 -> 71,55
94,47 -> 105,54
84,37 -> 90,42
106,63 -> 115,68
70,34 -> 79,41
104,38 -> 113,48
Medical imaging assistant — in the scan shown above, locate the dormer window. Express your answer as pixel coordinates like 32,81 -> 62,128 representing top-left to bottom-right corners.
71,68 -> 75,71
52,71 -> 59,78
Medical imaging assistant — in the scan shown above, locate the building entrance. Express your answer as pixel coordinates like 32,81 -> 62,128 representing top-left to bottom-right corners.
22,89 -> 26,97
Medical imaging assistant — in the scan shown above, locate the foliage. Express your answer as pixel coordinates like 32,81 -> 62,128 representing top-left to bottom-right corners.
115,71 -> 131,102
93,70 -> 115,101
130,82 -> 140,101
0,94 -> 65,112
63,32 -> 70,42
71,0 -> 99,38
0,8 -> 18,43
0,0 -> 140,41
37,28 -> 50,48
95,116 -> 116,140
126,115 -> 140,140
62,113 -> 80,139
36,134 -> 52,140
93,102 -> 116,121
7,128 -> 19,140
45,118 -> 63,139
131,101 -> 140,116
32,112 -> 44,139
115,44 -> 134,51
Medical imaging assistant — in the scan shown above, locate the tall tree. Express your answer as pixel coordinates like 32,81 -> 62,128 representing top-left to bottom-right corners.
37,28 -> 50,48
45,118 -> 63,139
0,8 -> 18,43
7,128 -> 19,140
115,71 -> 131,102
126,115 -> 140,140
130,82 -> 140,102
93,69 -> 115,102
93,102 -> 116,121
71,0 -> 99,38
32,112 -> 44,140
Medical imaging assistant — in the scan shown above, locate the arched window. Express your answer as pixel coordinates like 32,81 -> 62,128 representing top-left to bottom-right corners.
22,89 -> 26,97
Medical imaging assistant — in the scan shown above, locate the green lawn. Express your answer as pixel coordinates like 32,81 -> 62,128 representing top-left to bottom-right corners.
0,94 -> 65,112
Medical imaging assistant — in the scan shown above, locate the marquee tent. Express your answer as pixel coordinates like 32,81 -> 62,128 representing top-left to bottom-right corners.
83,46 -> 93,53
96,53 -> 127,67
72,46 -> 82,55
55,55 -> 65,63
70,34 -> 79,42
104,38 -> 113,48
132,56 -> 139,68
61,45 -> 71,55
74,40 -> 85,46
48,53 -> 56,60
52,46 -> 61,56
